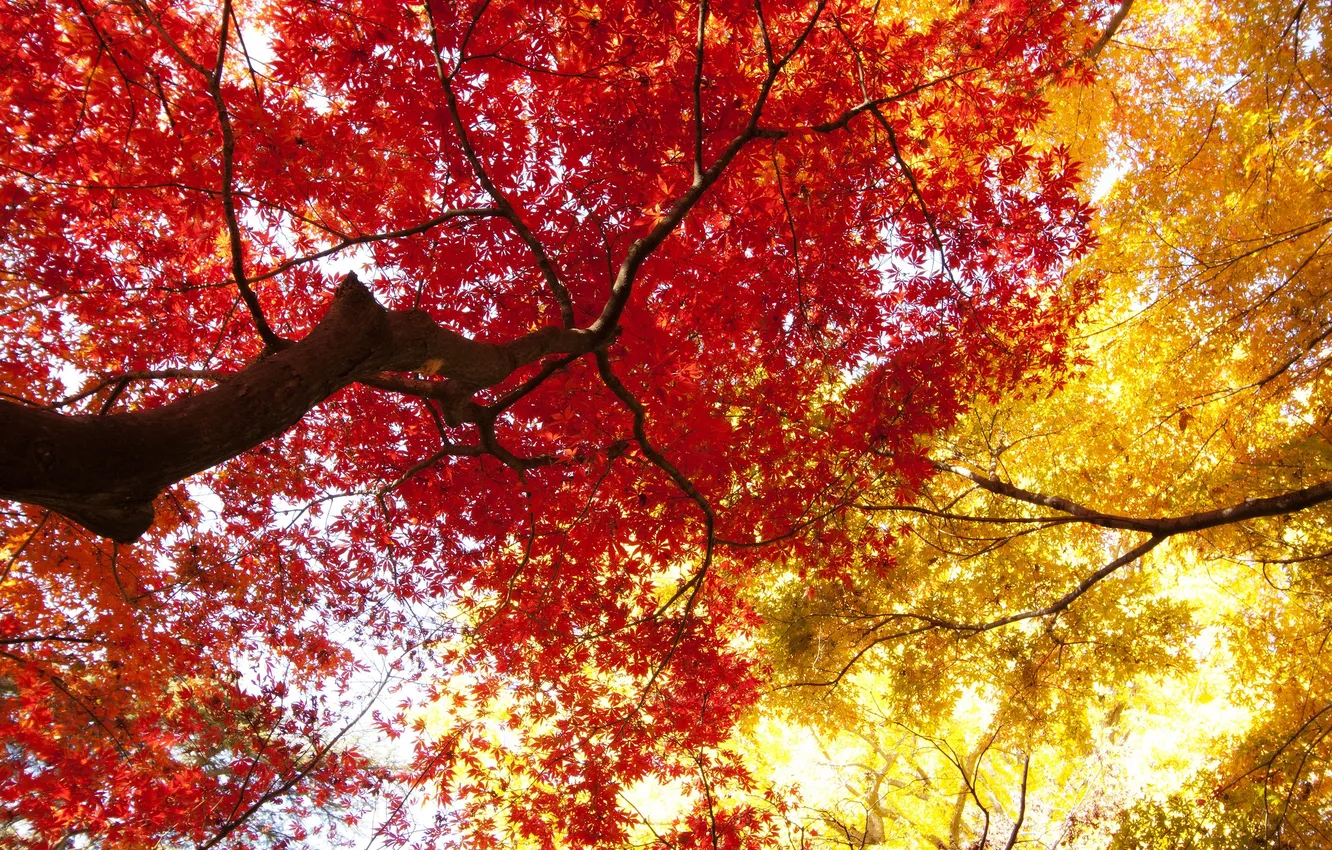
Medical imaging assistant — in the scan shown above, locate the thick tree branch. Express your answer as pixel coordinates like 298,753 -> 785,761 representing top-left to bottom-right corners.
841,465 -> 1332,638
0,274 -> 595,542
938,462 -> 1332,536
789,466 -> 1332,676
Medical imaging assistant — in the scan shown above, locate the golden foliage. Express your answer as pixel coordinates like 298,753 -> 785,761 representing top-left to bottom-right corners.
728,2 -> 1332,847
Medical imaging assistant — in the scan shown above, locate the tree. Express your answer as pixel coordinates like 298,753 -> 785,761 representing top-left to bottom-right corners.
739,1 -> 1332,847
0,1 -> 1122,847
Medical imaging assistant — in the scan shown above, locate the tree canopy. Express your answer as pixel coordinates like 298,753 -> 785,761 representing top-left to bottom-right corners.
2,0 -> 1329,848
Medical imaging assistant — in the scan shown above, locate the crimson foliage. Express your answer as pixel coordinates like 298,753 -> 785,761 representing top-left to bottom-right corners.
0,0 -> 1105,846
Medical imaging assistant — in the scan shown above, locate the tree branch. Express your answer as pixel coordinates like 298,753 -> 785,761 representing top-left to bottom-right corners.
1084,0 -> 1133,64
0,274 -> 596,541
246,207 -> 501,284
589,0 -> 828,339
1001,755 -> 1030,850
424,1 -> 576,326
937,462 -> 1332,536
692,0 -> 711,183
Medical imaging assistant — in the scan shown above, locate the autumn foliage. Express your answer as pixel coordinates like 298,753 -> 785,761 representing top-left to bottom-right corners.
0,0 -> 1197,846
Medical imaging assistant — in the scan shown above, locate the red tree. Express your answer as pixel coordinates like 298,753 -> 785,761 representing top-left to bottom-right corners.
0,0 -> 1105,846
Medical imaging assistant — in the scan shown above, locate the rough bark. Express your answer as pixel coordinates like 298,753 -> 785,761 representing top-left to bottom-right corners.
0,273 -> 592,542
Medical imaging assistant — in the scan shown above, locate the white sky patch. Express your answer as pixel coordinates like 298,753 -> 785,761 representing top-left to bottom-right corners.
236,19 -> 276,69
1091,160 -> 1129,202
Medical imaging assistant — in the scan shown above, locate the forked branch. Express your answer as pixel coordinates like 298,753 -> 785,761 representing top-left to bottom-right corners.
0,274 -> 595,541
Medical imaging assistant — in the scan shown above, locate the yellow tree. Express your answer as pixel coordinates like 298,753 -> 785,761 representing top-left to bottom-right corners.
732,1 -> 1332,848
